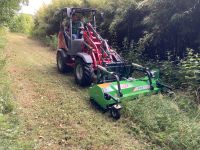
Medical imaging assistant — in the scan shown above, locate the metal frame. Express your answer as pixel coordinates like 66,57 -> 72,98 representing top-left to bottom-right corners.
59,7 -> 98,50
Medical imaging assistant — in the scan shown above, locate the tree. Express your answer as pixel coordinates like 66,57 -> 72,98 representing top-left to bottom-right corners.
0,0 -> 28,24
8,13 -> 34,34
139,0 -> 200,59
32,0 -> 200,61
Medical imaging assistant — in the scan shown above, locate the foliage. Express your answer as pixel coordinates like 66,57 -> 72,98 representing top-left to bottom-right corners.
32,0 -> 200,60
180,49 -> 200,102
32,0 -> 83,38
45,34 -> 58,50
157,49 -> 199,100
123,94 -> 200,150
139,0 -> 200,59
8,13 -> 34,34
0,0 -> 28,24
0,26 -> 32,150
0,26 -> 13,115
159,61 -> 182,89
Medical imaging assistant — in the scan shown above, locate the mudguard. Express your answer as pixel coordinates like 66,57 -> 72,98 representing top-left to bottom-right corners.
76,52 -> 93,64
57,49 -> 67,58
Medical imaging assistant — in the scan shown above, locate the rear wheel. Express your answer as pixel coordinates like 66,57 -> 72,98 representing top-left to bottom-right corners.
56,51 -> 71,73
74,58 -> 93,86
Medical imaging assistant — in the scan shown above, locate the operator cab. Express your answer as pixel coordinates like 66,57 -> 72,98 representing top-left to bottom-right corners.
58,7 -> 97,55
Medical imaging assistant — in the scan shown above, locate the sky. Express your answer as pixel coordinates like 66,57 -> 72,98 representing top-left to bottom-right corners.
20,0 -> 52,15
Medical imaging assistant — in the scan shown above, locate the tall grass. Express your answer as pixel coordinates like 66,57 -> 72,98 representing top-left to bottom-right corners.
0,26 -> 32,149
0,26 -> 13,115
45,35 -> 58,50
123,94 -> 200,150
8,14 -> 34,35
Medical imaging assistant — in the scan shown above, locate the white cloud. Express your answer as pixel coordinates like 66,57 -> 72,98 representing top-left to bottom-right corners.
20,0 -> 52,15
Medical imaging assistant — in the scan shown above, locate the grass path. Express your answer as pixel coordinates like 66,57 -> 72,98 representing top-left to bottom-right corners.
5,33 -> 145,150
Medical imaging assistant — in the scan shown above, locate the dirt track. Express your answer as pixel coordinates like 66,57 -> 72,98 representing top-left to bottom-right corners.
5,33 -> 144,150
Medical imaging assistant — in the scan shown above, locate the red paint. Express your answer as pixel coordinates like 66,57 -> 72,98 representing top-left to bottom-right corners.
58,23 -> 121,71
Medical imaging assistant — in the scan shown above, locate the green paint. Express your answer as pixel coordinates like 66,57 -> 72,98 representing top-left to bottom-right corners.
89,77 -> 161,109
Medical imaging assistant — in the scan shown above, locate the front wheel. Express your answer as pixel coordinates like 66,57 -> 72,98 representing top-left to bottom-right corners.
74,58 -> 94,86
110,108 -> 121,120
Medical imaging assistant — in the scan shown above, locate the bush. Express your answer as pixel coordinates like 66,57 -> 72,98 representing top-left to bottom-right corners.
180,49 -> 200,102
123,94 -> 200,150
8,14 -> 34,35
157,49 -> 200,101
159,60 -> 183,88
0,26 -> 31,150
45,35 -> 58,50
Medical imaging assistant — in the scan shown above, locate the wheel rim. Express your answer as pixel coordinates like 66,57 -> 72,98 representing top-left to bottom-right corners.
57,54 -> 62,69
76,64 -> 83,80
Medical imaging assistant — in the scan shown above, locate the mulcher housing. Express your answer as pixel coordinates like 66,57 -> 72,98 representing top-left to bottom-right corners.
89,64 -> 173,119
89,77 -> 160,109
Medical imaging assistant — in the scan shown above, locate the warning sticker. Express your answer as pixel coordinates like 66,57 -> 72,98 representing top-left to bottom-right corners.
98,83 -> 111,88
133,85 -> 150,92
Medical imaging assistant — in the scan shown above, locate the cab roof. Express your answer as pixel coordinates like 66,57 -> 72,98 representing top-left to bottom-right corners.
61,7 -> 97,14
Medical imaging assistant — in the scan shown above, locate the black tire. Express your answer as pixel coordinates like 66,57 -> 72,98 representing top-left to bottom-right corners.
110,108 -> 121,120
74,58 -> 93,86
56,51 -> 71,73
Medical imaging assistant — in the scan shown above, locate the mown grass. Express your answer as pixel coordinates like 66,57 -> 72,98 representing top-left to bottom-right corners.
122,93 -> 200,150
0,27 -> 32,149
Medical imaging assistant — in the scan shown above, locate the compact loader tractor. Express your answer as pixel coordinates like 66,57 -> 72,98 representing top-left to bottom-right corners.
56,7 -> 173,119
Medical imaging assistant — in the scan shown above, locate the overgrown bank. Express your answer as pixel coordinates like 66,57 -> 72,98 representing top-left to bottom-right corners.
123,93 -> 200,150
0,27 -> 31,149
0,27 -> 12,116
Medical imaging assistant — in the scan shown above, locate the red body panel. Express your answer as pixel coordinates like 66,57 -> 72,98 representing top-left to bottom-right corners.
58,23 -> 121,70
81,23 -> 120,70
58,31 -> 67,50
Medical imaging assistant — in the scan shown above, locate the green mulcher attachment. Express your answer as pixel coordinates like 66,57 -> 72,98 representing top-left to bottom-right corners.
89,63 -> 174,119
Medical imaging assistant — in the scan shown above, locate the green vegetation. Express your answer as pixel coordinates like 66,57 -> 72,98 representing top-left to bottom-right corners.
0,27 -> 12,116
8,13 -> 34,35
41,34 -> 58,50
32,0 -> 200,57
0,0 -> 199,149
158,49 -> 200,99
0,0 -> 28,25
0,0 -> 33,35
0,1 -> 32,149
0,27 -> 21,150
31,0 -> 200,149
123,94 -> 200,150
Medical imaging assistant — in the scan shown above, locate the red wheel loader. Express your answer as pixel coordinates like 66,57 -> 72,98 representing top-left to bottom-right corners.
56,7 -> 132,86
